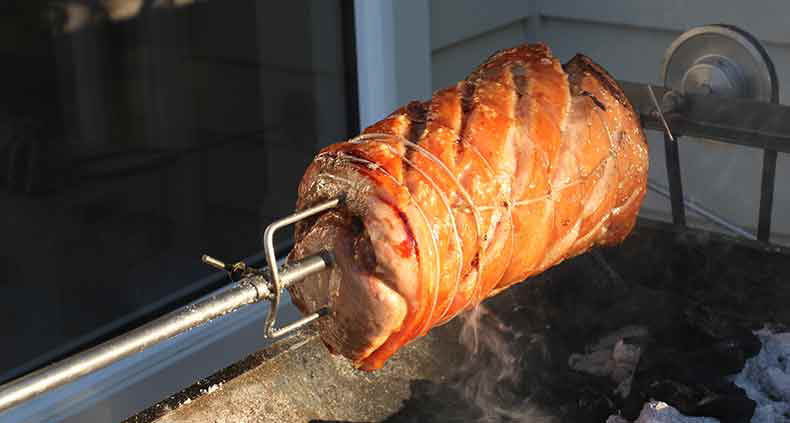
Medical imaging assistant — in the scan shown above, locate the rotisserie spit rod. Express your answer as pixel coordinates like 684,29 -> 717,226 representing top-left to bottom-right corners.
0,198 -> 341,413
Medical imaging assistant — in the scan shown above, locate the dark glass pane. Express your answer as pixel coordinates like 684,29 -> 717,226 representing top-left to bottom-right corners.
0,0 -> 355,381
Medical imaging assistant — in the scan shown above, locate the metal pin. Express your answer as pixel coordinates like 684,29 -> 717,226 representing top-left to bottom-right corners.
269,306 -> 331,338
647,84 -> 675,142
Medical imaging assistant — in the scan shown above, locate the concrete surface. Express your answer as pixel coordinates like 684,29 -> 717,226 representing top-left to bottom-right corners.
153,321 -> 464,423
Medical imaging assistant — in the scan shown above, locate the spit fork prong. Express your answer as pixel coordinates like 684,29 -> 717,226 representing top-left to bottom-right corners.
263,197 -> 341,338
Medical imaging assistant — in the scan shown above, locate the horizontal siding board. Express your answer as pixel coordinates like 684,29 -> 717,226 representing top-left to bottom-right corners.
431,20 -> 527,89
394,0 -> 433,104
539,0 -> 790,47
539,17 -> 672,83
431,0 -> 529,51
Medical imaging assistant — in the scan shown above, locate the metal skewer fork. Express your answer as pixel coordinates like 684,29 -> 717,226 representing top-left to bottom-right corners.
203,196 -> 340,338
263,197 -> 339,337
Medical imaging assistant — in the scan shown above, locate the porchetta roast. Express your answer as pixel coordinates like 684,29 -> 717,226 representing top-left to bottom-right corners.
287,43 -> 648,370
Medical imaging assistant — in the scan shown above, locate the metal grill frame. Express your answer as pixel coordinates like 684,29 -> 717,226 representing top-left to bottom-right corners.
620,81 -> 785,243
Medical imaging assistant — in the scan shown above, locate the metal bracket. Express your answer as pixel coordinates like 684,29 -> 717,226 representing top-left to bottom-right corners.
660,24 -> 780,242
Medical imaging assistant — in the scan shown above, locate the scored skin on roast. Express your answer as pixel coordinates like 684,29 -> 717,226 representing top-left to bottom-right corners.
287,43 -> 648,370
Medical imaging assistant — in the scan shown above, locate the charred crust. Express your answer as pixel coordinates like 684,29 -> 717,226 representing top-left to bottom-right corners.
405,101 -> 429,160
512,63 -> 528,97
353,229 -> 377,272
564,54 -> 630,110
459,80 -> 476,115
470,253 -> 480,268
456,81 -> 477,153
404,101 -> 428,125
350,215 -> 365,235
581,90 -> 607,111
481,42 -> 550,67
457,80 -> 476,154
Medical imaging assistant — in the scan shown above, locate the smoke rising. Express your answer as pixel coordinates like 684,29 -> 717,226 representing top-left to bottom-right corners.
452,304 -> 554,423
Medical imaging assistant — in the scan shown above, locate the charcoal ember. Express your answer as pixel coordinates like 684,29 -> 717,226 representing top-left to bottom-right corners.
639,346 -> 743,385
695,391 -> 756,423
684,305 -> 752,341
626,335 -> 758,422
641,380 -> 701,416
637,329 -> 758,380
607,416 -> 630,423
570,386 -> 617,422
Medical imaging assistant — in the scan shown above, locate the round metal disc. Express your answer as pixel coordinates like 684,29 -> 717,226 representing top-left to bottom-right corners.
663,24 -> 778,102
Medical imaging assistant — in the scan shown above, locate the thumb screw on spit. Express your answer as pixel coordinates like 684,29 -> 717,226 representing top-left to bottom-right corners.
201,254 -> 255,281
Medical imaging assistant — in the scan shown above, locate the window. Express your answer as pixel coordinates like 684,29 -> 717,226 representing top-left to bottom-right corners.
0,0 -> 357,384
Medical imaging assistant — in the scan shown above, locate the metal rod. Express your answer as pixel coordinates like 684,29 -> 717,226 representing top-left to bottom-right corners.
647,179 -> 757,240
0,255 -> 330,413
757,149 -> 777,242
647,84 -> 675,141
272,306 -> 330,336
663,132 -> 687,226
280,254 -> 332,290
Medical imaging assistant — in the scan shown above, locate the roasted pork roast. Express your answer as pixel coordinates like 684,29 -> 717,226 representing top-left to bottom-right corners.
287,43 -> 648,370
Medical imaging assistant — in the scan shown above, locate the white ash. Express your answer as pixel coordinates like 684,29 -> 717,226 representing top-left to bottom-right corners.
204,383 -> 222,395
733,329 -> 790,423
568,325 -> 646,397
607,401 -> 719,423
612,340 -> 642,398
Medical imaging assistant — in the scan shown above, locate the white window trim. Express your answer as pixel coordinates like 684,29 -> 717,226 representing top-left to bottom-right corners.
354,0 -> 432,129
0,2 -> 431,422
